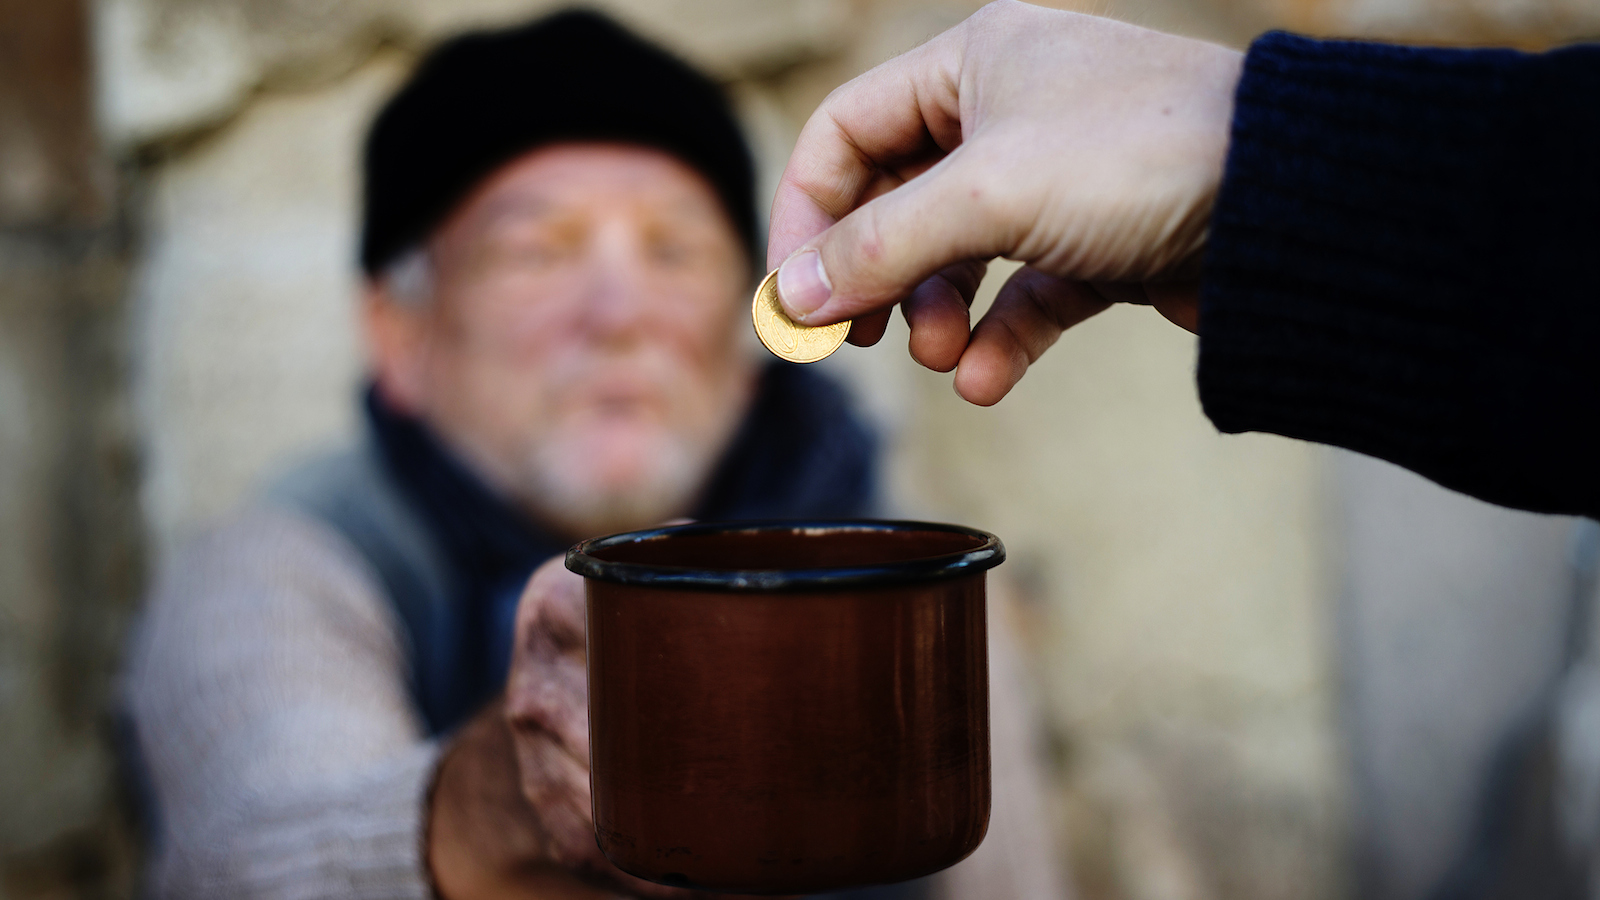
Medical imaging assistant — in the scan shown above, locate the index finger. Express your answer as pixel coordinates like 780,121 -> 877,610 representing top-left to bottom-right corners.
766,27 -> 968,270
517,556 -> 587,650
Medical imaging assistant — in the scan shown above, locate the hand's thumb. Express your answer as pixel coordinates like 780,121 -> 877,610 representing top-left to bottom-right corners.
776,151 -> 1005,326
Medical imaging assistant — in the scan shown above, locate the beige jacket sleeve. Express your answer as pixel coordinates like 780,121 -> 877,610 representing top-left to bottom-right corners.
125,508 -> 438,900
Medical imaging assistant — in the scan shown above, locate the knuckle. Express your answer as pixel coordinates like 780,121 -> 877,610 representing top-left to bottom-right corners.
946,259 -> 988,297
1011,278 -> 1058,341
850,202 -> 888,265
503,693 -> 544,727
947,152 -> 1023,243
508,677 -> 568,721
968,0 -> 1032,44
971,1 -> 1014,25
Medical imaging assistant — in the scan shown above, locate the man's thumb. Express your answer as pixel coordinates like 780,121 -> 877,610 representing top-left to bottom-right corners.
775,152 -> 1004,326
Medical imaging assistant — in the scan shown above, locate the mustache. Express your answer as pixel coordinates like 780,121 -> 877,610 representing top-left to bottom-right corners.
545,348 -> 692,396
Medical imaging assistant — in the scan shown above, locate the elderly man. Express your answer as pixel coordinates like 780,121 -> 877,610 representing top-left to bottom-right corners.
125,11 -> 1062,900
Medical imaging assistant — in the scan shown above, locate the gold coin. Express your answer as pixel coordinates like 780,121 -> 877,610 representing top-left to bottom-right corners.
751,268 -> 850,364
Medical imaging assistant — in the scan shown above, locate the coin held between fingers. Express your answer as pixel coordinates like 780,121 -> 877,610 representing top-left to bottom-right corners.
751,269 -> 850,364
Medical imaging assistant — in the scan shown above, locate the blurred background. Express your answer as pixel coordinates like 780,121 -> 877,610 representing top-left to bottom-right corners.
2,0 -> 1598,898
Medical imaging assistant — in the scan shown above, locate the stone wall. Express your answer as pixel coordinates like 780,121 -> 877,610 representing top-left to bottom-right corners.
0,2 -> 143,897
3,0 -> 1598,898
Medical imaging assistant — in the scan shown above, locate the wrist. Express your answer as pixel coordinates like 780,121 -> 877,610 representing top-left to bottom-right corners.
425,706 -> 548,899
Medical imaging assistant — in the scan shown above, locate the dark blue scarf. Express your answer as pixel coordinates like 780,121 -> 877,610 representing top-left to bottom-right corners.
367,361 -> 879,736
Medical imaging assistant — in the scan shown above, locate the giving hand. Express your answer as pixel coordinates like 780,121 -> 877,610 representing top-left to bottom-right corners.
769,0 -> 1242,405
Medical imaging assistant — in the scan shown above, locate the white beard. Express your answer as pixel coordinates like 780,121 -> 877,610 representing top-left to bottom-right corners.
443,342 -> 756,542
514,423 -> 724,540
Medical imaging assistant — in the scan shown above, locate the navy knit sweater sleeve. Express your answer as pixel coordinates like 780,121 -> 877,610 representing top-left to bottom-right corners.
1197,32 -> 1600,519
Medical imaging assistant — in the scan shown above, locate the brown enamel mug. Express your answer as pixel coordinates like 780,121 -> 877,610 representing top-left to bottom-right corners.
565,520 -> 1004,895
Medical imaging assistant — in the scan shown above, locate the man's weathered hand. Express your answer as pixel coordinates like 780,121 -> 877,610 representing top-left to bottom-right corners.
431,557 -> 716,899
503,557 -> 600,875
504,557 -> 717,899
768,0 -> 1241,405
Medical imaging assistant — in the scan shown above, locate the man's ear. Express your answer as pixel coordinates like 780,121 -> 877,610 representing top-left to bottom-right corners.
361,280 -> 432,415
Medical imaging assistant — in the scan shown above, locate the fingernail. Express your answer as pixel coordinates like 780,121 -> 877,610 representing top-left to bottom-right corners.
777,250 -> 832,321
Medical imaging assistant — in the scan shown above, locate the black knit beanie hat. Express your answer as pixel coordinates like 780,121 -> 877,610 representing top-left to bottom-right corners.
360,9 -> 759,276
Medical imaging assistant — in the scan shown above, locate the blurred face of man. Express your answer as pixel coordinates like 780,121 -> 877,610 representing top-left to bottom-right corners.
365,143 -> 756,539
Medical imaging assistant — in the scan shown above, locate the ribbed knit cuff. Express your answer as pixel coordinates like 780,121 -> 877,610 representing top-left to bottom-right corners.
1197,32 -> 1600,516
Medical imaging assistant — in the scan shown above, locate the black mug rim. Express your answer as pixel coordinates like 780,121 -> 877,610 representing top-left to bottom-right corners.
566,519 -> 1005,592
